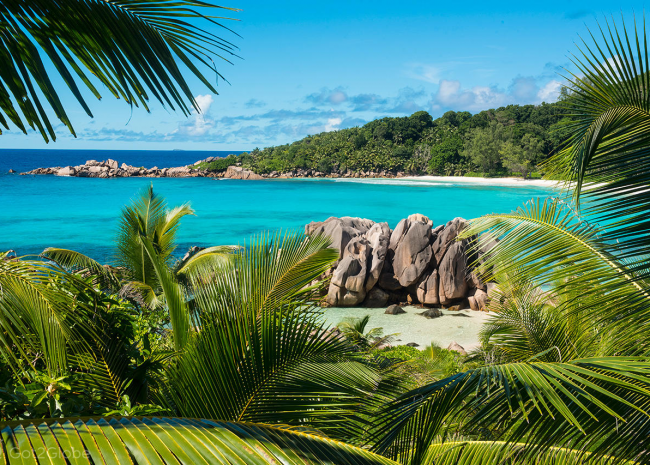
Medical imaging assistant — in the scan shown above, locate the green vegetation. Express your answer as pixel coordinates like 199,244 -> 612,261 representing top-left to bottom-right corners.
337,315 -> 397,351
4,11 -> 650,465
201,103 -> 569,178
190,154 -> 240,171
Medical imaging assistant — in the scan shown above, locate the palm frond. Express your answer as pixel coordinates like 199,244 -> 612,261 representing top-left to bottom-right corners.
479,274 -> 602,363
371,357 -> 650,465
153,203 -> 196,261
40,247 -> 120,288
117,185 -> 194,287
71,338 -> 132,408
140,236 -> 190,351
461,197 -> 650,354
0,258 -> 100,376
422,439 -> 622,465
175,245 -> 239,278
0,0 -> 240,142
163,232 -> 385,439
0,417 -> 399,464
546,15 -> 650,262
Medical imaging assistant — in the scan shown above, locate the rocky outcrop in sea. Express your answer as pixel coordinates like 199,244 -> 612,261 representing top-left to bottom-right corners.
306,214 -> 493,311
20,157 -> 407,179
21,158 -> 240,178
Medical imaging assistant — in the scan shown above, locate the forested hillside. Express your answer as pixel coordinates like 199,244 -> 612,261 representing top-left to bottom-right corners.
199,100 -> 570,178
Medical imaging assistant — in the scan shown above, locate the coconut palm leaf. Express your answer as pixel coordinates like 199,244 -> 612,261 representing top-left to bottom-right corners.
0,417 -> 399,464
175,245 -> 239,278
461,197 -> 650,355
545,15 -> 650,263
479,274 -> 608,363
162,232 -> 389,440
0,257 -> 100,376
71,338 -> 132,408
40,247 -> 120,289
421,439 -> 622,465
371,357 -> 650,465
0,0 -> 240,142
139,236 -> 190,351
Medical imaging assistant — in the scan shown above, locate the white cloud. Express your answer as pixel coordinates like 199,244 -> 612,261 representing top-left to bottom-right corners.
537,80 -> 562,102
194,94 -> 214,114
432,75 -> 564,112
324,117 -> 342,132
434,80 -> 510,111
172,94 -> 215,137
305,87 -> 348,105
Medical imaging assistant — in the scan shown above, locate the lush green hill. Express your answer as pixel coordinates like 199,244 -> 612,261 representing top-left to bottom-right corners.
197,101 -> 570,178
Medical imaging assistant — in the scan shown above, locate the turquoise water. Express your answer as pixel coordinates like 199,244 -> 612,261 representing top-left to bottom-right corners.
2,174 -> 555,263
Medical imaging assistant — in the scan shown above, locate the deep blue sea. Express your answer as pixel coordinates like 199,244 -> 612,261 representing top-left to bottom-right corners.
1,149 -> 556,263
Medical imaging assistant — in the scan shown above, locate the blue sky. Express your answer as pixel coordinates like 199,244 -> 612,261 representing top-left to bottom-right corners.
1,1 -> 643,151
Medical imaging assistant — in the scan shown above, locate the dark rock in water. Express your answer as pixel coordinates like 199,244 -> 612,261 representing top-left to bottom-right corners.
406,342 -> 419,347
385,304 -> 406,315
447,341 -> 467,355
364,287 -> 389,307
8,169 -> 15,173
180,246 -> 206,263
419,308 -> 442,319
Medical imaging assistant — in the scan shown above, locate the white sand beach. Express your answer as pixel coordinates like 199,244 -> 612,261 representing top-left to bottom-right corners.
322,306 -> 493,351
401,175 -> 563,188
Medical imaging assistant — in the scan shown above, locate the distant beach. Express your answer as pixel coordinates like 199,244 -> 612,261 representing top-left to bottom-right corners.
401,175 -> 563,188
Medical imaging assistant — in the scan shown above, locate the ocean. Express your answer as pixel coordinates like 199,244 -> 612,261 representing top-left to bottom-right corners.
1,149 -> 556,263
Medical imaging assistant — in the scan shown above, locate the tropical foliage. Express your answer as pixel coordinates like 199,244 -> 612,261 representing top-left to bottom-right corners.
4,12 -> 650,465
0,0 -> 240,142
0,417 -> 398,464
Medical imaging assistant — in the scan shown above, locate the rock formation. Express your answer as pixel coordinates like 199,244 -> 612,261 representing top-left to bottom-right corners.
389,214 -> 435,287
22,159 -> 268,180
306,217 -> 375,261
325,221 -> 390,306
224,166 -> 263,180
22,157 -> 414,179
447,341 -> 467,355
307,214 -> 496,311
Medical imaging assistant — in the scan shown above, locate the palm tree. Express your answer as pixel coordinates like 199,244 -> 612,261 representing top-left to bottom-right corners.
0,0 -> 240,142
338,315 -> 397,351
42,185 -> 236,311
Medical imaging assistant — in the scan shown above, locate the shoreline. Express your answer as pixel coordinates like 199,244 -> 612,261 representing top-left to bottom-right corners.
19,163 -> 563,188
329,175 -> 562,188
400,175 -> 562,188
17,156 -> 565,186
